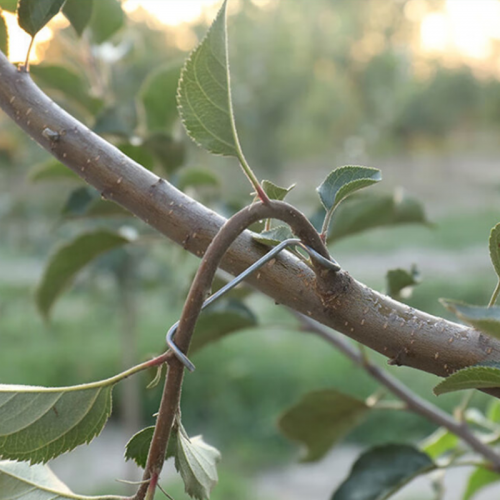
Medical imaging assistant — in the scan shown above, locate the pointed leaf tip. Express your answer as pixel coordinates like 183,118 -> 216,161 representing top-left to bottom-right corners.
317,166 -> 381,212
18,0 -> 65,37
177,0 -> 241,158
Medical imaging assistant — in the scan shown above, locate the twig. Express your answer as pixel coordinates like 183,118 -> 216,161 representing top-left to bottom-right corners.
297,315 -> 500,470
134,201 -> 330,499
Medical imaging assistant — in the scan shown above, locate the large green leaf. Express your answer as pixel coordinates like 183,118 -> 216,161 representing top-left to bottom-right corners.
385,265 -> 420,300
279,389 -> 370,462
0,14 -> 7,56
173,423 -> 221,500
30,64 -> 102,115
0,384 -> 113,464
317,166 -> 381,237
177,0 -> 244,159
420,427 -> 458,460
36,230 -> 132,319
0,460 -> 126,499
317,190 -> 428,243
62,0 -> 93,37
28,159 -> 81,183
190,299 -> 257,353
89,0 -> 124,45
331,444 -> 434,500
18,0 -> 65,37
140,62 -> 182,133
463,466 -> 500,500
440,299 -> 500,339
434,364 -> 500,395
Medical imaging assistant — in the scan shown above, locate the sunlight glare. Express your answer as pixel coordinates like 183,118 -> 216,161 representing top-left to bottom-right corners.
2,11 -> 56,63
123,0 -> 221,26
420,0 -> 500,60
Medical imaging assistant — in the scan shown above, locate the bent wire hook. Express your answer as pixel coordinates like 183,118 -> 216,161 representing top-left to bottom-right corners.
166,238 -> 340,372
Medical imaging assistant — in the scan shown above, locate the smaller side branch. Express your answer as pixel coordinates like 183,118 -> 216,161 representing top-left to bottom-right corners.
134,200 -> 330,499
298,315 -> 500,470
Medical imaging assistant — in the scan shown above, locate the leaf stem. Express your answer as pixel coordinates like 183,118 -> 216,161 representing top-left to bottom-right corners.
23,36 -> 35,72
489,280 -> 500,307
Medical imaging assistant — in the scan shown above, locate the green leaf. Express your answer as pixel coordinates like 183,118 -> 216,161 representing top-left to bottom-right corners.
143,132 -> 185,175
118,143 -> 155,171
261,180 -> 295,201
36,230 -> 132,319
253,225 -> 294,247
0,460 -> 126,499
177,0 -> 245,161
60,187 -> 130,219
420,427 -> 459,460
190,299 -> 257,353
0,382 -> 113,464
278,389 -> 370,462
440,299 -> 500,339
28,159 -> 81,183
93,105 -> 136,138
89,0 -> 124,45
316,190 -> 428,243
463,466 -> 500,500
434,364 -> 500,395
125,426 -> 154,469
331,444 -> 434,500
487,399 -> 500,423
385,265 -> 420,300
490,223 -> 500,279
173,423 -> 221,500
0,0 -> 17,12
317,165 -> 381,220
177,168 -> 220,192
0,14 -> 8,56
140,62 -> 182,133
17,0 -> 65,37
62,0 -> 93,37
62,186 -> 98,217
30,64 -> 102,115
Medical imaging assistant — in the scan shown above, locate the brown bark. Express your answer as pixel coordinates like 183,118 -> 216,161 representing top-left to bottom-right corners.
0,51 -> 499,391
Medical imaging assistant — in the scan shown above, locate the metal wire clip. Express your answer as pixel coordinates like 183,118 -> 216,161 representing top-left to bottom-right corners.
166,238 -> 340,372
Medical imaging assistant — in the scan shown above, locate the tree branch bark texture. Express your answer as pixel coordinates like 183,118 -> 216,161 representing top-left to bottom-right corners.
1,51 -> 499,392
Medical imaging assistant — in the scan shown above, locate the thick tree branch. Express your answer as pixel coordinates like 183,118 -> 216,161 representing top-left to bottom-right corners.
1,51 -> 500,392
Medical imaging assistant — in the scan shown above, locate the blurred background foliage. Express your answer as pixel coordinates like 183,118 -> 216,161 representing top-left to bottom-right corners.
2,0 -> 500,497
